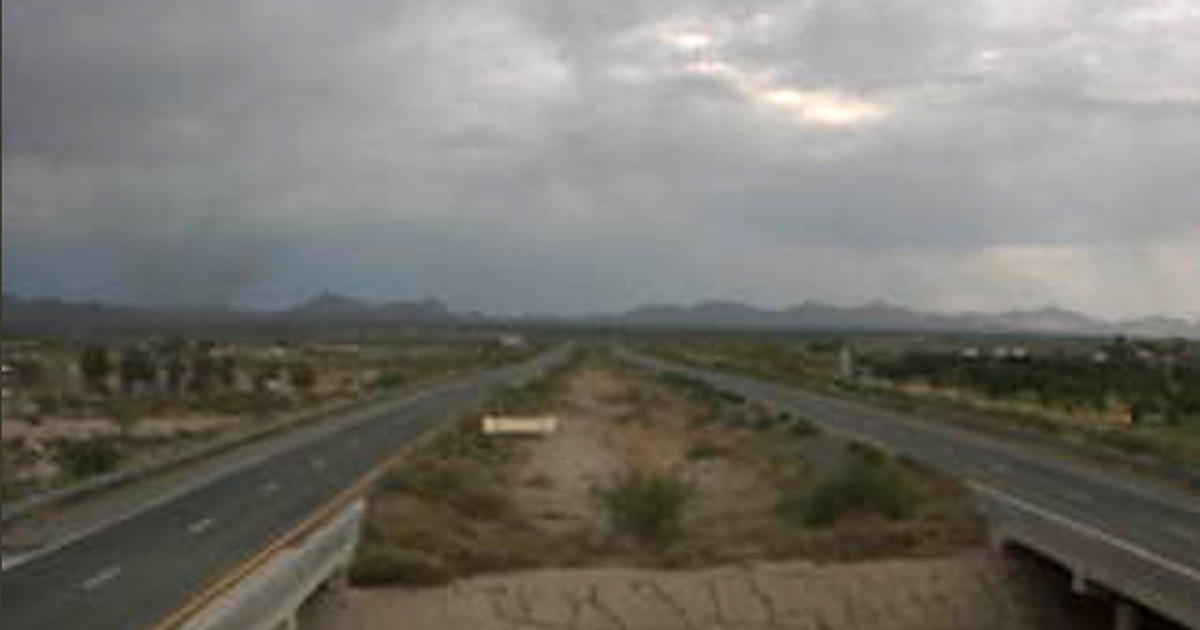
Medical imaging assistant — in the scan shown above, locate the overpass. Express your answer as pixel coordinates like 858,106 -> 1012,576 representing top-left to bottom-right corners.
1,348 -> 569,630
618,349 -> 1200,629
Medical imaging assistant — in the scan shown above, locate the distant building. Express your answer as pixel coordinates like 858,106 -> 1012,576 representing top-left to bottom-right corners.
497,334 -> 528,349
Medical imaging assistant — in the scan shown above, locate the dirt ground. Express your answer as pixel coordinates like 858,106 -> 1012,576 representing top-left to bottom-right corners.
306,360 -> 1014,630
302,553 -> 1017,630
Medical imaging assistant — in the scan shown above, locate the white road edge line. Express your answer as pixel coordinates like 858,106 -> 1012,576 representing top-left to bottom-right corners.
80,565 -> 123,591
970,482 -> 1200,582
1,552 -> 34,571
187,517 -> 215,536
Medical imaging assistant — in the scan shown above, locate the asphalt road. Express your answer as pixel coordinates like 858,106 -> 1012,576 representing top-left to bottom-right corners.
618,350 -> 1200,585
2,349 -> 568,630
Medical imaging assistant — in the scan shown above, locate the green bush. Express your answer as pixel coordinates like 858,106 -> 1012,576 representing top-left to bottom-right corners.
788,417 -> 821,438
777,456 -> 918,527
349,546 -> 454,586
595,469 -> 692,546
54,439 -> 123,479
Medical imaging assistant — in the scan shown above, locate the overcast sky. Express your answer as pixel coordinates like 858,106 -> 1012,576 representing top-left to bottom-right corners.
4,0 -> 1199,318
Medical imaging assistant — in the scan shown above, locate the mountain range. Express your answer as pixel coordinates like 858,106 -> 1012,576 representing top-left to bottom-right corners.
595,300 -> 1200,338
2,292 -> 1197,339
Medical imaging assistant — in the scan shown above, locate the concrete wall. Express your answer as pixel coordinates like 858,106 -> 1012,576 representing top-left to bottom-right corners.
179,500 -> 364,630
974,485 -> 1200,629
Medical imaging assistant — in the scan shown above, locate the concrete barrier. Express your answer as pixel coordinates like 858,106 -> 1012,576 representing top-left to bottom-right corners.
178,500 -> 364,630
481,415 -> 558,436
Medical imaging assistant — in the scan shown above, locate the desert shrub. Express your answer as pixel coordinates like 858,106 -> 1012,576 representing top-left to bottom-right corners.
751,413 -> 779,431
595,469 -> 692,546
524,472 -> 554,488
349,546 -> 454,586
846,439 -> 888,464
54,439 -> 123,479
380,459 -> 510,520
425,419 -> 510,463
788,416 -> 821,438
685,439 -> 726,460
777,455 -> 918,527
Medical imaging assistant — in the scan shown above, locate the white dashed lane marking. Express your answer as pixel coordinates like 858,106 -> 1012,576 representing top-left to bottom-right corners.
261,481 -> 281,495
187,517 -> 215,536
80,565 -> 123,591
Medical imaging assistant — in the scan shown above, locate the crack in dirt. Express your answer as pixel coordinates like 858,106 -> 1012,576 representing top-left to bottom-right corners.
644,579 -> 696,630
588,582 -> 630,630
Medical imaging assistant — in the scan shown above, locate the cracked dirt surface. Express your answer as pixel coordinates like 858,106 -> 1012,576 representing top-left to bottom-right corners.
301,552 -> 1018,630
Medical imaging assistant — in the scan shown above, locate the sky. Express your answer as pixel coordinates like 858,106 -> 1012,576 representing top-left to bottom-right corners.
4,0 -> 1199,319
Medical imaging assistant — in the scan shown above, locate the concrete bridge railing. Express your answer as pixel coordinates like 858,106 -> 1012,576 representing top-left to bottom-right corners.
178,500 -> 364,630
973,484 -> 1200,630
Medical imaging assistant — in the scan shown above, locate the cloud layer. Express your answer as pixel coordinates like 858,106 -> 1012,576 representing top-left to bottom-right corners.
4,0 -> 1199,317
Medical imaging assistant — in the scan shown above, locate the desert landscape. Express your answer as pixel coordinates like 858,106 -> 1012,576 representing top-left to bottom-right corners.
300,351 -> 1056,630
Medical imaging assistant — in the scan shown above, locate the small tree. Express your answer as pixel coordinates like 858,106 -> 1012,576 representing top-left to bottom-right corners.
165,356 -> 186,394
119,346 -> 157,395
216,356 -> 237,389
55,439 -> 123,479
80,346 -> 111,394
191,349 -> 217,394
290,362 -> 317,392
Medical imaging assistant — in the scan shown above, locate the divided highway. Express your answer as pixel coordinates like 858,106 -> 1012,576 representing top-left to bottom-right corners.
2,349 -> 568,630
619,349 -> 1200,623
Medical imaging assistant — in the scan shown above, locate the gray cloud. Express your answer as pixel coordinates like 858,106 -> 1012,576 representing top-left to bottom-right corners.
3,0 -> 1199,318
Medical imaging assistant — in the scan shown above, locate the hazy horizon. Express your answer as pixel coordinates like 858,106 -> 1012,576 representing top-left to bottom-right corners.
5,0 -> 1199,319
6,288 -> 1199,325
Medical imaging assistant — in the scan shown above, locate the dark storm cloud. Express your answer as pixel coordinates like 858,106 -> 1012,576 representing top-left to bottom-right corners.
3,0 -> 1199,317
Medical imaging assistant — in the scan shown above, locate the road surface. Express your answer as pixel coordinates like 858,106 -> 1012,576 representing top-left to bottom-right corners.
2,349 -> 567,630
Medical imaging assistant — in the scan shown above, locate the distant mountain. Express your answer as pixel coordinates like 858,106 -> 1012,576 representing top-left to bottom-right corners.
285,291 -> 373,316
622,301 -> 780,328
594,300 -> 1200,338
285,291 -> 454,323
1114,315 -> 1200,339
4,291 -> 1198,339
0,292 -> 460,338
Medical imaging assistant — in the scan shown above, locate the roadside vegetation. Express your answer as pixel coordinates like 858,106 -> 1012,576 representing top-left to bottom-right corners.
594,469 -> 692,547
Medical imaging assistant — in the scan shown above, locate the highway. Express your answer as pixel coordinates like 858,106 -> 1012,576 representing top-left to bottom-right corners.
2,349 -> 567,630
619,350 -> 1200,615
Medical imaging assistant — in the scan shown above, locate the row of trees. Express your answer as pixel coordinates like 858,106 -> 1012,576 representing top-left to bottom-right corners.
863,350 -> 1199,426
79,344 -> 316,397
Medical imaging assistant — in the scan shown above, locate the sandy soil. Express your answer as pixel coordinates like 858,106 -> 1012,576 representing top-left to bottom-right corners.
2,415 -> 238,443
302,553 -> 1017,630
